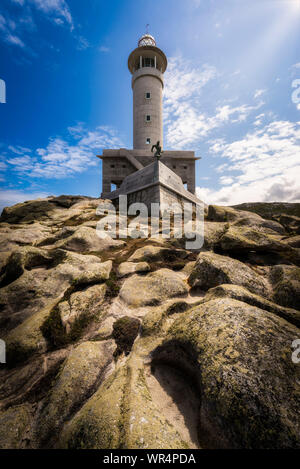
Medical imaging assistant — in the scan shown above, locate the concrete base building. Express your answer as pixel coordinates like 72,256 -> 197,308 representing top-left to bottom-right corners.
106,159 -> 200,212
97,33 -> 202,208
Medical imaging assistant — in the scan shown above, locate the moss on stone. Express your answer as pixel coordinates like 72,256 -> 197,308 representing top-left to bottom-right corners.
165,298 -> 300,448
166,301 -> 190,315
112,316 -> 140,356
105,271 -> 120,298
40,306 -> 67,349
0,403 -> 34,449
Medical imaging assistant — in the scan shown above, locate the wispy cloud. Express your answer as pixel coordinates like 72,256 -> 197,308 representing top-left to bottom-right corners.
254,89 -> 266,99
8,145 -> 32,154
12,0 -> 73,28
4,124 -> 125,179
0,13 -> 25,48
163,56 -> 263,149
29,0 -> 73,28
76,35 -> 90,50
163,56 -> 217,148
197,120 -> 300,205
1,0 -> 73,51
98,45 -> 110,53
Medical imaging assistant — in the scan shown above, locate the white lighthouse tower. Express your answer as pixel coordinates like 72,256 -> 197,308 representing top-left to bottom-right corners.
128,33 -> 167,150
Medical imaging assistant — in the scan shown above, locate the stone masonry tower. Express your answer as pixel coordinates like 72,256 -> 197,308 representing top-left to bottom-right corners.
98,33 -> 201,202
128,34 -> 167,150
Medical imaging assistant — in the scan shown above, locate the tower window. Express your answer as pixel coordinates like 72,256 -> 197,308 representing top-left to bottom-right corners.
145,114 -> 151,122
143,57 -> 154,68
136,57 -> 155,70
110,164 -> 115,168
146,138 -> 151,144
145,92 -> 151,99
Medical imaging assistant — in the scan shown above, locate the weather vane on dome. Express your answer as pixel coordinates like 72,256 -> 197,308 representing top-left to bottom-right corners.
146,24 -> 150,34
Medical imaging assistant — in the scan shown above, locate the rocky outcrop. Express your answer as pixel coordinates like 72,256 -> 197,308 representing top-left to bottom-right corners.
0,403 -> 34,449
35,340 -> 114,447
120,269 -> 189,307
163,298 -> 300,449
0,195 -> 299,449
202,284 -> 300,328
188,251 -> 269,297
117,261 -> 150,278
269,265 -> 300,310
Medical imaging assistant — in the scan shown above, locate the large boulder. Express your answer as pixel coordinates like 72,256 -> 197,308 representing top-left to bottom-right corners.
35,340 -> 114,447
4,301 -> 57,365
203,222 -> 228,249
269,265 -> 300,310
59,357 -> 188,449
0,349 -> 67,409
207,205 -> 285,234
0,403 -> 34,449
1,197 -> 300,449
188,251 -> 268,297
0,222 -> 51,252
282,235 -> 300,248
120,269 -> 189,307
128,245 -> 187,263
117,261 -> 150,278
0,246 -> 53,288
231,202 -> 300,220
59,365 -> 129,449
0,249 -> 112,334
159,298 -> 300,448
218,226 -> 300,266
43,226 -> 125,252
277,214 -> 300,235
218,225 -> 287,253
58,283 -> 107,334
203,284 -> 300,328
0,196 -> 100,225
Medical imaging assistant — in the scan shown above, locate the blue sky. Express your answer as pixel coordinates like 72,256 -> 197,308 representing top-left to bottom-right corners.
0,0 -> 299,211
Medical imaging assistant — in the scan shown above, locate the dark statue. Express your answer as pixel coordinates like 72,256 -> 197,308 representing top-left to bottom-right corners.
151,141 -> 163,159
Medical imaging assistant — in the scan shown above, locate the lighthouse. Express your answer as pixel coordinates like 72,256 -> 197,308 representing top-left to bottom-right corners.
98,32 -> 200,201
127,33 -> 167,150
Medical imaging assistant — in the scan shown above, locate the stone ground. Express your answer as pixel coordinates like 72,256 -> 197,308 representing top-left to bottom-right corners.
0,195 -> 299,449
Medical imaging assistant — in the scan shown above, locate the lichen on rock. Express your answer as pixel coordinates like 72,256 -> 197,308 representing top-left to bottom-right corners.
0,196 -> 299,449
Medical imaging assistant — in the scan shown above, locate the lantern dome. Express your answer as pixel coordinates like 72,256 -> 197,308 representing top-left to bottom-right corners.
138,34 -> 156,47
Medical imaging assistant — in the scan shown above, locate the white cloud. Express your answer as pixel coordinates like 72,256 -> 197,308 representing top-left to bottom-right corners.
8,145 -> 32,154
214,103 -> 261,123
29,0 -> 73,28
6,33 -> 25,47
164,57 -> 217,109
163,56 -> 217,148
98,46 -> 110,53
197,120 -> 300,205
163,56 -> 264,149
254,89 -> 266,99
219,176 -> 234,185
76,36 -> 90,50
0,0 -> 73,50
0,14 -> 25,48
253,113 -> 265,126
0,162 -> 7,172
5,124 -> 125,179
